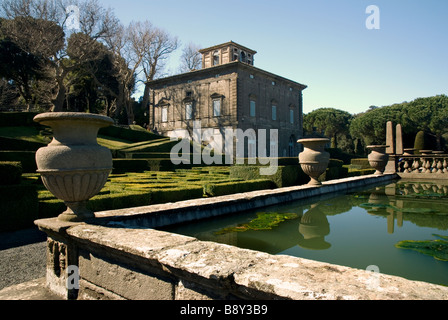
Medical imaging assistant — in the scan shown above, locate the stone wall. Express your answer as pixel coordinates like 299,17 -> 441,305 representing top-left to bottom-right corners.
35,174 -> 448,300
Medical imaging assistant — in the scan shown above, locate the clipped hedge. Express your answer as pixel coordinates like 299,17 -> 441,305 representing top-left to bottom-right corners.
112,159 -> 149,173
0,161 -> 22,185
39,191 -> 153,219
0,151 -> 37,173
0,184 -> 38,231
99,125 -> 161,142
347,168 -> 376,177
320,166 -> 349,181
234,157 -> 299,166
0,112 -> 39,127
230,165 -> 308,188
0,136 -> 45,151
150,186 -> 204,204
204,179 -> 276,197
350,158 -> 371,169
88,191 -> 152,212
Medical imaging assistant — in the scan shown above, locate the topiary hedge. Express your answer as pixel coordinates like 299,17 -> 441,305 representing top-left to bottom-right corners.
112,159 -> 149,173
0,112 -> 39,127
0,161 -> 22,185
230,165 -> 309,188
0,184 -> 38,231
150,186 -> 204,204
99,125 -> 161,142
350,158 -> 371,169
204,179 -> 276,197
0,151 -> 37,173
0,136 -> 45,151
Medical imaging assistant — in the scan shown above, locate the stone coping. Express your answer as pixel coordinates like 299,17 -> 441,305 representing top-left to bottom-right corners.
46,220 -> 448,300
33,173 -> 448,300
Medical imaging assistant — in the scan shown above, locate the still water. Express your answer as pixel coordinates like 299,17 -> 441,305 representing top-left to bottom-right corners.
162,181 -> 448,286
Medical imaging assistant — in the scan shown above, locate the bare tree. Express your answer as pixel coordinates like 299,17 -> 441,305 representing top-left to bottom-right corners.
0,0 -> 120,111
179,42 -> 202,73
133,21 -> 179,114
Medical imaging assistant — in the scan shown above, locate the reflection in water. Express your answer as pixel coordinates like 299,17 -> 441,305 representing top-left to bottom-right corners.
360,181 -> 448,234
162,181 -> 448,286
297,204 -> 330,250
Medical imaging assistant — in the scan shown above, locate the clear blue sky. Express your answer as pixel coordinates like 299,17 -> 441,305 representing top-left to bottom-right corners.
98,0 -> 448,115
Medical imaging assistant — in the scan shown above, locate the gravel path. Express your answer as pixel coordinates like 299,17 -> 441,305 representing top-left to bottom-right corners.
0,227 -> 47,290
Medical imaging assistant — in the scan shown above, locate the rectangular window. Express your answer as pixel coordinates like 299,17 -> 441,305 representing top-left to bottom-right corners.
185,103 -> 193,120
250,100 -> 256,117
272,105 -> 277,121
213,99 -> 221,117
162,107 -> 168,122
290,109 -> 294,124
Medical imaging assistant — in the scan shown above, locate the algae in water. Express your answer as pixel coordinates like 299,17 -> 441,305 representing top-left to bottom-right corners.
215,212 -> 299,235
395,234 -> 448,261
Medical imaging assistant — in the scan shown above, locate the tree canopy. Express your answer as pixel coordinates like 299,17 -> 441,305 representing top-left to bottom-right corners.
304,95 -> 448,155
0,0 -> 181,125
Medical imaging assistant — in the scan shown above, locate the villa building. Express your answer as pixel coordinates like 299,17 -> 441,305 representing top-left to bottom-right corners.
146,41 -> 307,157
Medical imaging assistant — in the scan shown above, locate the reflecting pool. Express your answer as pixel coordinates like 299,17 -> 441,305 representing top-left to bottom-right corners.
162,181 -> 448,286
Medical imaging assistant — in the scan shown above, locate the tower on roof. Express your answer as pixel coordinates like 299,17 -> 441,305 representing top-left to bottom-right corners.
199,41 -> 257,69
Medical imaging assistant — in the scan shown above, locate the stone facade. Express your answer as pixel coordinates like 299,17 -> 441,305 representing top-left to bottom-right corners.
147,41 -> 307,158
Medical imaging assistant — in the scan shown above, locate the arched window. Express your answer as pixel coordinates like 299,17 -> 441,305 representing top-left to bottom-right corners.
240,51 -> 246,63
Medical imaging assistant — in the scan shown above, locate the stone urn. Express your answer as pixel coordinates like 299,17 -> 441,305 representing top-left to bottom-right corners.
367,145 -> 389,175
34,112 -> 114,222
297,138 -> 330,186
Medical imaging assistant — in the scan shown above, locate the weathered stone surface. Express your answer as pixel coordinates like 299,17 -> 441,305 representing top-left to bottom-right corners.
79,250 -> 174,300
65,224 -> 448,300
233,254 -> 448,300
66,225 -> 197,260
386,121 -> 394,154
36,174 -> 448,300
396,124 -> 403,155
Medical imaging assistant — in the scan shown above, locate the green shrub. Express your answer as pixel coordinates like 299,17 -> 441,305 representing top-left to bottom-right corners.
320,166 -> 349,181
0,112 -> 39,127
204,179 -> 276,197
328,159 -> 344,168
234,157 -> 299,166
150,186 -> 204,204
0,161 -> 22,185
0,184 -> 38,231
38,199 -> 65,219
112,159 -> 149,173
326,148 -> 357,164
413,131 -> 437,154
347,168 -> 376,177
230,165 -> 308,188
0,151 -> 37,172
350,158 -> 371,169
0,136 -> 45,151
88,191 -> 152,212
99,125 -> 161,142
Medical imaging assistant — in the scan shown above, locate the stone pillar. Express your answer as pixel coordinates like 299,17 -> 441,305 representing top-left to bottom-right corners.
385,121 -> 396,173
386,121 -> 395,154
396,124 -> 403,155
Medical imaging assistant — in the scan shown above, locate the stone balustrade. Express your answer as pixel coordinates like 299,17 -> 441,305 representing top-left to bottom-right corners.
397,151 -> 448,177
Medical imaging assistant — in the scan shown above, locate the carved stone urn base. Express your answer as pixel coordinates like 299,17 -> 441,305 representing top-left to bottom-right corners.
58,201 -> 95,222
